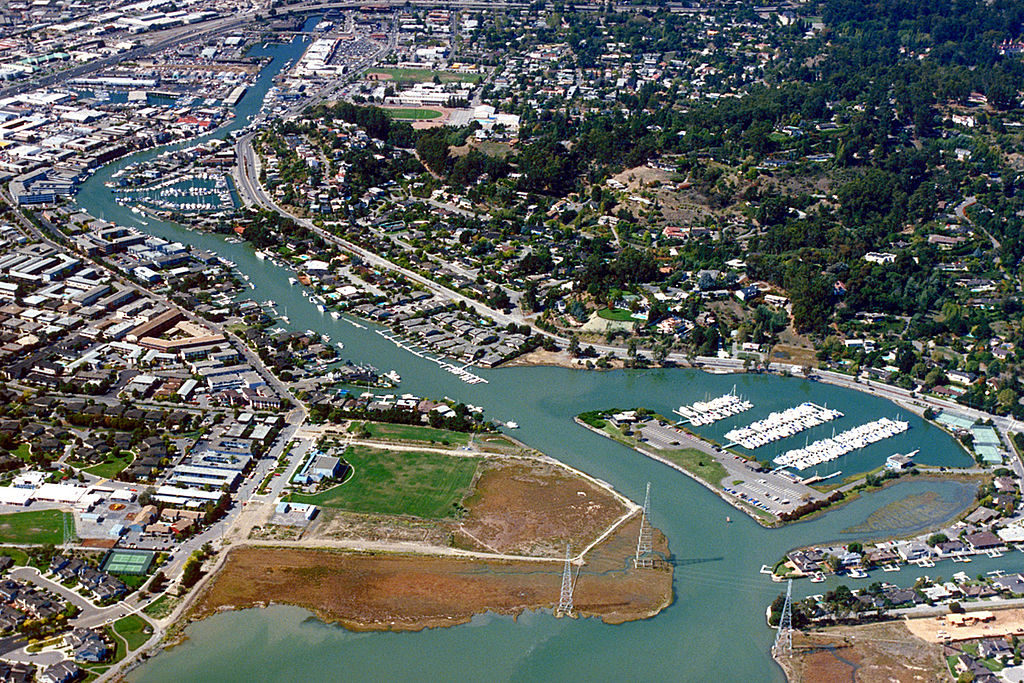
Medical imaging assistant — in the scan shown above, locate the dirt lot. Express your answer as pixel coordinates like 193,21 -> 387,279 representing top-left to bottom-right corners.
780,621 -> 951,683
303,509 -> 454,546
191,519 -> 671,631
455,460 -> 630,556
303,457 -> 631,559
906,608 -> 1024,643
499,348 -> 626,370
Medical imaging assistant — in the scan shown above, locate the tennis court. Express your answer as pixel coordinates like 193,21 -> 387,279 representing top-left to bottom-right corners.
102,549 -> 155,575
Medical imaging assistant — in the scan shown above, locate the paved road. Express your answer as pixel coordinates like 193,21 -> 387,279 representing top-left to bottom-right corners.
0,14 -> 257,100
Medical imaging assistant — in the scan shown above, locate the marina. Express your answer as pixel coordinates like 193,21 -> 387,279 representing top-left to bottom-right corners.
57,23 -> 999,683
374,330 -> 488,384
724,402 -> 843,449
673,388 -> 753,425
772,417 -> 911,469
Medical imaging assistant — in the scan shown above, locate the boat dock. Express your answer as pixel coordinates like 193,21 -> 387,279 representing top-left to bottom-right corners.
724,402 -> 843,449
673,387 -> 753,426
375,330 -> 487,384
772,417 -> 910,469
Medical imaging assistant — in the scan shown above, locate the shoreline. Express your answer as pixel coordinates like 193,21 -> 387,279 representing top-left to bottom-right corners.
573,416 -> 777,528
179,534 -> 674,632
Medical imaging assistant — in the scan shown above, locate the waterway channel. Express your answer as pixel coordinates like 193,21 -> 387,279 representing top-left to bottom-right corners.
68,25 -> 1011,683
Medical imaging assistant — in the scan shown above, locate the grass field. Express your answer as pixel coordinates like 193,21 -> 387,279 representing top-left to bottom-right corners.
83,453 -> 134,479
385,108 -> 443,120
142,594 -> 179,619
113,614 -> 152,651
0,547 -> 28,565
597,308 -> 636,322
353,421 -> 472,446
0,509 -> 72,545
11,444 -> 31,461
286,445 -> 479,518
659,448 -> 728,487
368,67 -> 479,83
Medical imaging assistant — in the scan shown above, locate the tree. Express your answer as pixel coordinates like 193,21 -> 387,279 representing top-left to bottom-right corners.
567,335 -> 580,357
997,388 -> 1018,411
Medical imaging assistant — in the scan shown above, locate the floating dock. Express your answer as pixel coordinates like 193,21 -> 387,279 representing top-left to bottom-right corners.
673,387 -> 752,426
725,402 -> 843,449
772,417 -> 910,469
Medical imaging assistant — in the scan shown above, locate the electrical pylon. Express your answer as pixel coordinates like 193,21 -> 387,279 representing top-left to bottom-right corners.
773,579 -> 793,658
557,543 -> 574,616
634,482 -> 653,568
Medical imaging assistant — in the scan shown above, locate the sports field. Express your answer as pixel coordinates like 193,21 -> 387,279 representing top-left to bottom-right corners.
286,445 -> 478,518
0,509 -> 71,545
385,108 -> 443,120
367,67 -> 479,83
102,549 -> 155,575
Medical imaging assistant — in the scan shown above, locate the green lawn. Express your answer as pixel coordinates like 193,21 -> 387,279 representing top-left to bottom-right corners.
369,67 -> 480,83
354,421 -> 471,446
385,108 -> 443,120
285,446 -> 478,518
83,453 -> 134,479
0,509 -> 72,545
103,625 -> 127,663
11,443 -> 31,461
597,308 -> 636,321
113,614 -> 152,651
659,448 -> 728,488
0,547 -> 28,565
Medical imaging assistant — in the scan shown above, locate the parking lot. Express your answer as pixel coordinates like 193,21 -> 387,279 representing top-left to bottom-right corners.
633,418 -> 821,516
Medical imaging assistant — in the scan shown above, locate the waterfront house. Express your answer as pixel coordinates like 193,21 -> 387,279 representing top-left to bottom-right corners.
39,660 -> 80,683
895,541 -> 931,561
864,548 -> 899,565
965,531 -> 1003,551
937,539 -> 969,556
993,574 -> 1024,595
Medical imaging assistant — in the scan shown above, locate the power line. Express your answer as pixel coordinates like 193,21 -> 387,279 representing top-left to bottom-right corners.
634,482 -> 653,568
773,579 -> 793,659
557,543 -> 574,616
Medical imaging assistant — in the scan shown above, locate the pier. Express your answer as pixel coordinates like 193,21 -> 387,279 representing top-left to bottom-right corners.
724,402 -> 843,449
375,330 -> 488,384
772,417 -> 910,469
673,387 -> 752,426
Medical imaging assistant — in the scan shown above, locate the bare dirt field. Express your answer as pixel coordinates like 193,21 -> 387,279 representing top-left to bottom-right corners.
906,607 -> 1024,643
780,621 -> 951,683
455,460 -> 630,556
303,456 -> 631,558
191,518 -> 671,631
499,348 -> 626,370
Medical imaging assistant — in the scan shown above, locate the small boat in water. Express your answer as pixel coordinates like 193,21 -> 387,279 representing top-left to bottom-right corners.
506,421 -> 519,429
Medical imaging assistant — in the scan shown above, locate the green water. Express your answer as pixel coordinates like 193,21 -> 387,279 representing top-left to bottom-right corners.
70,28 -> 1004,683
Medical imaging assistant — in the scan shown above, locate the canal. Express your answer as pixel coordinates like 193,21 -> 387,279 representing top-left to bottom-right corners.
70,26 -> 996,683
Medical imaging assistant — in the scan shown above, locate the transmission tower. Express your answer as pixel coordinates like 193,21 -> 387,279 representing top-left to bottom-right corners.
773,579 -> 793,659
634,482 -> 654,568
557,543 -> 574,616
